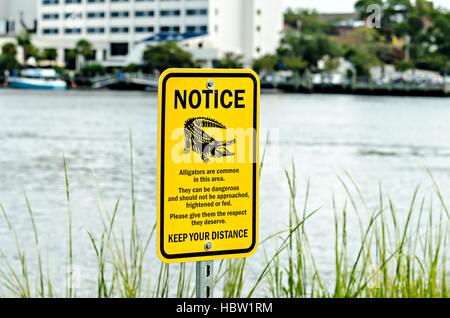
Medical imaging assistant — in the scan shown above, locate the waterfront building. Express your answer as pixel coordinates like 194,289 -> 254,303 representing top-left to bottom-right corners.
31,0 -> 283,68
0,0 -> 37,36
0,0 -> 37,64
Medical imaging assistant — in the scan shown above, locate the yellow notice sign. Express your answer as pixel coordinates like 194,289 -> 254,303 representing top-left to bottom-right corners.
156,69 -> 260,263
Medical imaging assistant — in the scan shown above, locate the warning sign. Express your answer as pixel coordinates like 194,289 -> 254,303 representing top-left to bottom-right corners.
156,69 -> 260,263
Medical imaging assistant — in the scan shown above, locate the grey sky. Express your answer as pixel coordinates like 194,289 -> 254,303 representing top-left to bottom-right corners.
283,0 -> 450,12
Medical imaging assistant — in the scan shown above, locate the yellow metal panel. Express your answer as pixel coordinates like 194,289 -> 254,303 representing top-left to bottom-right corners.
156,68 -> 260,263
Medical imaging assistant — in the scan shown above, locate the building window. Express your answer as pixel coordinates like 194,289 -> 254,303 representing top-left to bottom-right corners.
135,11 -> 154,17
43,28 -> 59,35
65,28 -> 82,34
87,12 -> 105,18
7,21 -> 16,33
42,13 -> 59,20
256,47 -> 261,53
160,26 -> 180,33
256,9 -> 262,15
42,0 -> 59,4
256,25 -> 261,32
65,0 -> 81,4
214,25 -> 218,33
160,10 -> 181,17
186,9 -> 208,16
110,42 -> 128,56
111,11 -> 129,18
186,25 -> 208,33
87,0 -> 105,3
111,0 -> 129,2
110,26 -> 129,33
65,12 -> 83,20
215,8 -> 219,16
135,26 -> 154,33
87,27 -> 105,34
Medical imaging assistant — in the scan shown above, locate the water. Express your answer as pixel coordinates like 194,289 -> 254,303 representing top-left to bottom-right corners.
0,89 -> 449,296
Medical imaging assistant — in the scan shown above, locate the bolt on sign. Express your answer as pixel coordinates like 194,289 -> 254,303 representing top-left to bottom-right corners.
157,69 -> 260,263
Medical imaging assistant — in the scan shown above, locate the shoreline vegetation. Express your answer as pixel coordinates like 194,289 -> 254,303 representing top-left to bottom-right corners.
1,2 -> 450,97
0,138 -> 448,298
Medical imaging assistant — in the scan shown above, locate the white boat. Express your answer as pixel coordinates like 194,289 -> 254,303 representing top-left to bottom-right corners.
7,68 -> 67,90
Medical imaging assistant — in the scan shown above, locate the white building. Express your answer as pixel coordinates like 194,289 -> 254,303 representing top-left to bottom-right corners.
0,0 -> 38,64
0,0 -> 37,36
31,0 -> 283,68
208,0 -> 283,66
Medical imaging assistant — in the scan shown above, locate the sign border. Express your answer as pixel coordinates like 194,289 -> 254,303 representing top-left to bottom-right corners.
158,69 -> 259,261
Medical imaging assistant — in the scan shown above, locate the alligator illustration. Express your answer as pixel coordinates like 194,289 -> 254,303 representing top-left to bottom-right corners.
184,117 -> 235,163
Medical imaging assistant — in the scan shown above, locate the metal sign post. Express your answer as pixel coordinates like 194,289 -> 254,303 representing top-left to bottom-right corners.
196,261 -> 214,298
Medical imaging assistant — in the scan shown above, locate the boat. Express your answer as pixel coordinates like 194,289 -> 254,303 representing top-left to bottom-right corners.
7,68 -> 67,90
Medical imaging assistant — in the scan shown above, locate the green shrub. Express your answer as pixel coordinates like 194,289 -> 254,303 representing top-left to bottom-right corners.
79,63 -> 107,77
121,63 -> 142,73
142,42 -> 196,73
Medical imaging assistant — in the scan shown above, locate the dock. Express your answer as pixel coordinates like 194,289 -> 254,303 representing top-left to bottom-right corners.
261,75 -> 450,97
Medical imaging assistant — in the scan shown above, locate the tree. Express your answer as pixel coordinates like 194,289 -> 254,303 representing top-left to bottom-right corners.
75,39 -> 94,60
215,54 -> 243,68
2,42 -> 17,57
42,48 -> 58,61
253,55 -> 277,74
121,63 -> 142,73
345,46 -> 381,79
353,0 -> 450,73
1,43 -> 20,73
142,42 -> 195,73
416,54 -> 450,74
355,0 -> 415,38
395,60 -> 415,71
0,55 -> 20,72
429,11 -> 450,59
355,0 -> 384,20
347,27 -> 381,44
383,0 -> 414,37
16,31 -> 41,61
17,31 -> 31,59
79,63 -> 106,77
66,49 -> 77,61
278,31 -> 343,70
64,49 -> 78,70
283,56 -> 307,75
284,9 -> 335,34
17,31 -> 31,46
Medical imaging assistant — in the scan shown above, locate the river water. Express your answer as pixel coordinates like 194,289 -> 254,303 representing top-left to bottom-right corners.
0,89 -> 449,296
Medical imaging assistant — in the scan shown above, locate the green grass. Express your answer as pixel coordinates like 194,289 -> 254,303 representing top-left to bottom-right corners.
0,141 -> 448,298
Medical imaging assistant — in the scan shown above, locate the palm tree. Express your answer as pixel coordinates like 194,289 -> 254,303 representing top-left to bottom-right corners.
43,48 -> 58,61
2,42 -> 18,57
16,31 -> 40,62
74,39 -> 94,69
